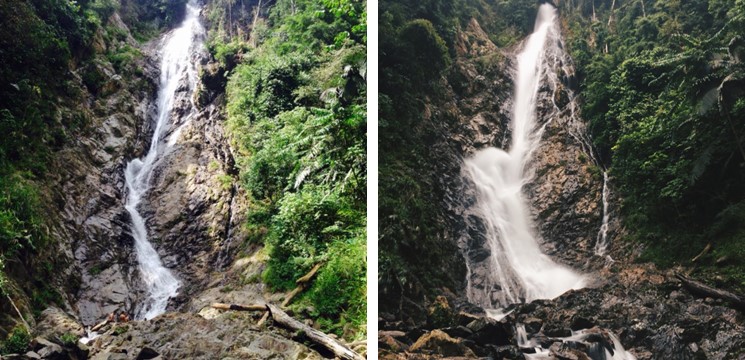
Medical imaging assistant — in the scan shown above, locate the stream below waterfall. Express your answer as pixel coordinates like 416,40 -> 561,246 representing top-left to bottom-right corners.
124,0 -> 204,320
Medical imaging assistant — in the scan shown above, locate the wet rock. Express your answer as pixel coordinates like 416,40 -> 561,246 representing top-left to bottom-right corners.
570,316 -> 594,331
489,344 -> 524,359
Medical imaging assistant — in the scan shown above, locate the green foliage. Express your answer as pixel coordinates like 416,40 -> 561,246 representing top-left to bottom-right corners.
208,38 -> 249,69
30,286 -> 62,317
305,235 -> 366,339
217,0 -> 366,337
1,326 -> 30,355
59,333 -> 79,347
113,326 -> 128,335
107,44 -> 142,74
397,19 -> 451,83
561,0 -> 745,290
0,173 -> 44,256
119,0 -> 188,40
89,0 -> 120,20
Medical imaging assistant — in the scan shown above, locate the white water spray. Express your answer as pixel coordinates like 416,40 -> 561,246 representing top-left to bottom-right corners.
465,4 -> 585,308
124,1 -> 204,320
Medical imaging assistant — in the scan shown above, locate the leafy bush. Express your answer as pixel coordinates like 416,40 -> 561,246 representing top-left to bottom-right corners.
1,326 -> 30,355
59,333 -> 78,347
306,235 -> 366,338
0,173 -> 44,256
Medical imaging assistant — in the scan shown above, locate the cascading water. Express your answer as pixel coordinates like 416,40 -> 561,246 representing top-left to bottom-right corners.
594,171 -> 611,256
124,0 -> 204,320
465,4 -> 585,309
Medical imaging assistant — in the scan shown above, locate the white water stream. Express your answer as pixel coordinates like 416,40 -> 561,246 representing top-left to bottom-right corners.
124,1 -> 204,320
594,171 -> 611,256
465,4 -> 586,308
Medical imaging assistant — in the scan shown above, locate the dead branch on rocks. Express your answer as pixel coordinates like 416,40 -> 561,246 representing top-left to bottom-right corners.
266,304 -> 365,360
676,274 -> 745,309
211,302 -> 365,360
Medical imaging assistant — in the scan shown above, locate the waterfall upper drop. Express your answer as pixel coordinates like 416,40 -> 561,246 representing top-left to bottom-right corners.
464,4 -> 586,309
124,0 -> 204,320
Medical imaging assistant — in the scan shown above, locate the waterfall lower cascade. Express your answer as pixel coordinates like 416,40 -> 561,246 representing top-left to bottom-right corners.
464,4 -> 586,309
124,1 -> 204,320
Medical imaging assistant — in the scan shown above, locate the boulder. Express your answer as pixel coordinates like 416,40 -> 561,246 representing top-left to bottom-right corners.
408,330 -> 476,357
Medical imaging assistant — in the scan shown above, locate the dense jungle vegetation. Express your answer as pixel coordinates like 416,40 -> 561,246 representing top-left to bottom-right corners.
561,0 -> 745,292
204,0 -> 367,340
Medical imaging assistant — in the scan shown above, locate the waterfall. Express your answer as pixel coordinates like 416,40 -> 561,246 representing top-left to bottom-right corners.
594,171 -> 611,256
464,4 -> 585,309
124,1 -> 204,320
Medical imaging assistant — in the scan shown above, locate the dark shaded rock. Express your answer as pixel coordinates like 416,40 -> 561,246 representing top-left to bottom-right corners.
466,318 -> 512,346
523,317 -> 543,334
379,334 -> 409,353
135,347 -> 159,360
32,337 -> 64,359
442,326 -> 473,339
544,327 -> 572,337
570,316 -> 594,331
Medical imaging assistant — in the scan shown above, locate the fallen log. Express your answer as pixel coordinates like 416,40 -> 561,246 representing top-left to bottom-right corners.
211,303 -> 266,312
266,304 -> 364,360
676,274 -> 745,309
